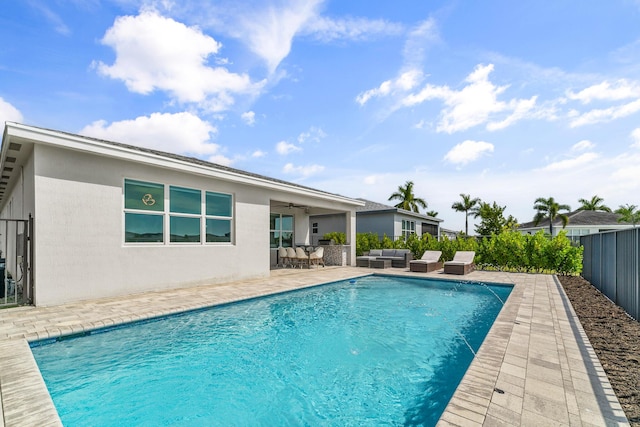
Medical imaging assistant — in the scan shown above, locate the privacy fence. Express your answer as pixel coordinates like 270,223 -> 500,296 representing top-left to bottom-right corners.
581,227 -> 639,321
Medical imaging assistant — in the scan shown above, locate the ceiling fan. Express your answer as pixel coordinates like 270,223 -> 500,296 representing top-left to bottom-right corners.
274,202 -> 311,212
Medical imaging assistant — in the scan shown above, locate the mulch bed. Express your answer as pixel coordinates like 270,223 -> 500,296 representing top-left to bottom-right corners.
558,275 -> 640,426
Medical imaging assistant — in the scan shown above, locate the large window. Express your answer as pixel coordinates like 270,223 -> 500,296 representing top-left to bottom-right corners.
124,180 -> 165,243
402,219 -> 415,240
124,179 -> 233,245
170,186 -> 201,243
270,213 -> 293,248
206,192 -> 232,243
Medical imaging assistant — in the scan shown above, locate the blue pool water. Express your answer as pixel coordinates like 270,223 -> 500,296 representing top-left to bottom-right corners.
31,275 -> 512,426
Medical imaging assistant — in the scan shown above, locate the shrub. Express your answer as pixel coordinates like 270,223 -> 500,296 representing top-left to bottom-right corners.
355,232 -> 381,256
475,230 -> 582,275
322,231 -> 346,245
543,231 -> 583,275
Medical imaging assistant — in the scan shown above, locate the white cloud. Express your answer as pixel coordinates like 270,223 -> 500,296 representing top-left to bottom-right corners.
402,18 -> 439,68
252,150 -> 267,158
94,10 -> 263,111
356,69 -> 423,105
355,19 -> 437,109
632,128 -> 640,148
297,126 -> 326,143
444,140 -> 494,166
227,0 -> 402,72
241,111 -> 256,126
404,64 -> 518,133
566,79 -> 640,104
275,140 -> 301,155
486,96 -> 537,131
569,98 -> 640,127
282,162 -> 324,177
0,98 -> 24,130
168,0 -> 402,74
571,140 -> 595,151
538,152 -> 599,172
356,80 -> 392,105
234,0 -> 323,73
79,112 -> 229,164
304,15 -> 403,42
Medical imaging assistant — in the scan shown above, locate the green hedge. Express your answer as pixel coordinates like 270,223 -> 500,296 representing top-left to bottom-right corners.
355,230 -> 583,275
322,231 -> 346,245
476,230 -> 583,275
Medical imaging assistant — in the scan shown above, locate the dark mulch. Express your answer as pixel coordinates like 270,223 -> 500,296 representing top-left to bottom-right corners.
558,275 -> 640,426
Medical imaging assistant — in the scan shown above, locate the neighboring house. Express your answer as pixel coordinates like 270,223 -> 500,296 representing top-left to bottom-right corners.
439,227 -> 459,240
310,198 -> 442,244
0,123 -> 362,306
518,210 -> 633,242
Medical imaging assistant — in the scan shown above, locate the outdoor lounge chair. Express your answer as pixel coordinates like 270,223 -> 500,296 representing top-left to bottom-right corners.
309,247 -> 325,267
443,251 -> 475,275
409,250 -> 442,273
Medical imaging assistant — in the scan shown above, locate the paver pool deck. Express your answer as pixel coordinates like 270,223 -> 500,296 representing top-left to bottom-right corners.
0,267 -> 630,426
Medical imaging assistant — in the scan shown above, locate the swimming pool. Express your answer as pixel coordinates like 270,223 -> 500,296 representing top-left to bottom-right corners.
31,275 -> 512,426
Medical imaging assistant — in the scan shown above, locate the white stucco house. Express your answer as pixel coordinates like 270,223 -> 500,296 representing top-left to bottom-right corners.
0,122 -> 363,306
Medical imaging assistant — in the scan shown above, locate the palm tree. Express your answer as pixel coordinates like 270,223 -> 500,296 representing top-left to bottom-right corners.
388,181 -> 428,213
425,210 -> 439,218
577,195 -> 611,212
615,204 -> 640,227
451,193 -> 481,236
533,197 -> 571,236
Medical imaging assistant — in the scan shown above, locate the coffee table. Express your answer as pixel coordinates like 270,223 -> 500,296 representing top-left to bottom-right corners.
369,259 -> 391,269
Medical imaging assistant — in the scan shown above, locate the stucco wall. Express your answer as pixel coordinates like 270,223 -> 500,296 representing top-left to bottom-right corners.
356,213 -> 394,238
32,144 -> 271,306
309,214 -> 347,245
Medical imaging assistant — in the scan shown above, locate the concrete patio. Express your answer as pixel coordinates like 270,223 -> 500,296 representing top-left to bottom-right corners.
0,267 -> 630,426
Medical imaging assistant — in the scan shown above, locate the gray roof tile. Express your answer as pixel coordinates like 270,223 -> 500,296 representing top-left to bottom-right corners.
356,198 -> 442,221
519,210 -> 630,228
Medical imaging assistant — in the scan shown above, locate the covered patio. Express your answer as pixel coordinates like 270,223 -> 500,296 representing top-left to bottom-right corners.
269,198 -> 362,268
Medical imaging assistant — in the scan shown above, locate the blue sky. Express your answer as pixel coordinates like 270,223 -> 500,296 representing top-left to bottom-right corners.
2,0 -> 640,232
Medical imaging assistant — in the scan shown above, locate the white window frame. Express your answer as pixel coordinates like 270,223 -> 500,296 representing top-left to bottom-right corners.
402,219 -> 416,240
204,191 -> 234,244
270,213 -> 294,248
123,178 -> 234,246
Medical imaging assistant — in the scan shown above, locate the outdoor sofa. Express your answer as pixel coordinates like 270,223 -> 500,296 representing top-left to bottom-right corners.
443,251 -> 476,275
356,249 -> 413,268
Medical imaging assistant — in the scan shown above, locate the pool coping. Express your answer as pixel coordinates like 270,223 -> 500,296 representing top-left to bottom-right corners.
0,267 -> 630,426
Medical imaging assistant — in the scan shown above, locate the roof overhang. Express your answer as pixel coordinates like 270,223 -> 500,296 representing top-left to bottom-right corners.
1,123 -> 364,208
